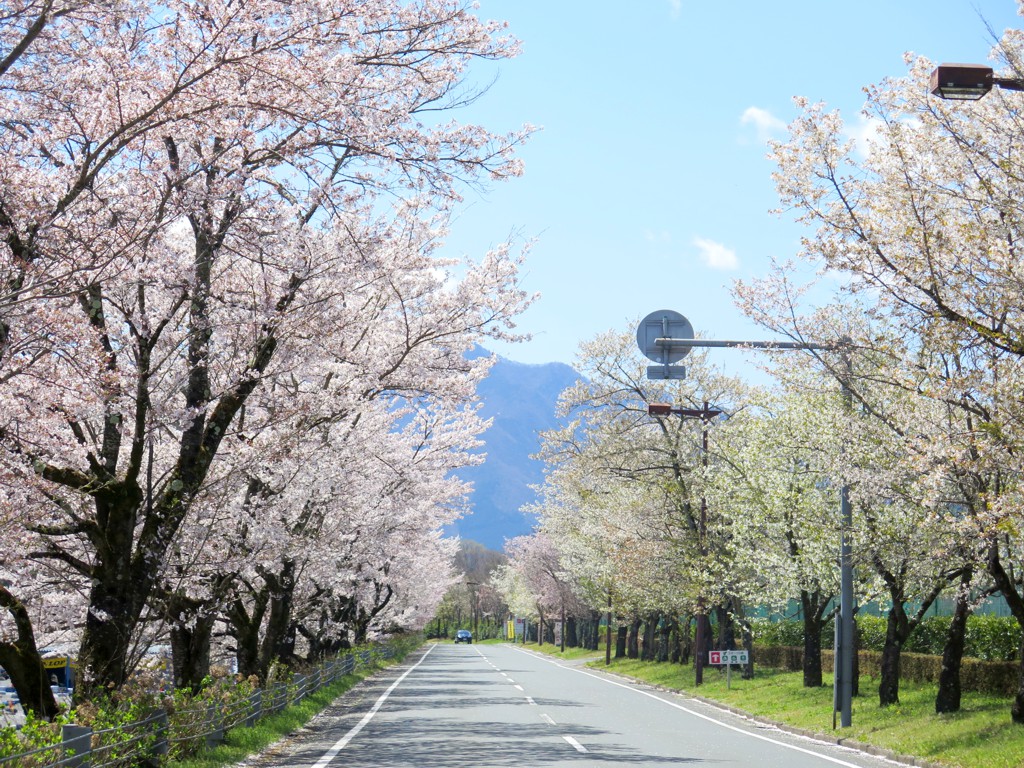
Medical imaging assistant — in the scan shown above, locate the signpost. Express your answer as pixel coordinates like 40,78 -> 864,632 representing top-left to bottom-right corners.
636,309 -> 693,379
709,649 -> 749,689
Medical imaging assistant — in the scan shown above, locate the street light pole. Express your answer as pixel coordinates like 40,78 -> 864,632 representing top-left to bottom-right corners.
836,350 -> 855,728
638,311 -> 855,726
605,586 -> 612,666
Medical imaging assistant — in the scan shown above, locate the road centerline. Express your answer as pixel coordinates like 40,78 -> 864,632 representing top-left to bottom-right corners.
563,736 -> 588,753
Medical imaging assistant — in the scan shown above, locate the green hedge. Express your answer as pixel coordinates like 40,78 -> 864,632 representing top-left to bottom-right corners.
749,615 -> 1022,662
753,645 -> 1019,696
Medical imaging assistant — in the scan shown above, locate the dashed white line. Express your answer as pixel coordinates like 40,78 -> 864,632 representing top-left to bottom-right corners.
513,684 -> 524,691
540,713 -> 556,726
525,696 -> 537,705
563,736 -> 588,753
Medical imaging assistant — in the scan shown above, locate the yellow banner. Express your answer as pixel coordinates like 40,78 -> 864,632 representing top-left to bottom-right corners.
42,657 -> 72,669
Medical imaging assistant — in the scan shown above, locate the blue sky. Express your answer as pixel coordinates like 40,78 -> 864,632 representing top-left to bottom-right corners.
443,1 -> 1021,376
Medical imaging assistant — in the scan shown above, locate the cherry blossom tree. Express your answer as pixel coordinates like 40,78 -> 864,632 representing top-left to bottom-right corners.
744,22 -> 1024,717
499,533 -> 589,646
532,328 -> 752,665
709,381 -> 843,687
0,0 -> 532,704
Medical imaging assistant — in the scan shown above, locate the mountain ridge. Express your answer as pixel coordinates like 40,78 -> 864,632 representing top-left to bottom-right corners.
449,354 -> 580,550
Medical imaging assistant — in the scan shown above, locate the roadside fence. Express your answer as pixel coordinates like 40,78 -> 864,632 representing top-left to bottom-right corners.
0,646 -> 390,768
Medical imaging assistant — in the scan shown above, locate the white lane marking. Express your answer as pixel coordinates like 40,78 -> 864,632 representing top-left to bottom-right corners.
513,684 -> 524,691
526,696 -> 537,705
540,713 -> 556,726
563,736 -> 588,753
501,672 -> 511,679
510,647 -> 866,768
311,644 -> 436,767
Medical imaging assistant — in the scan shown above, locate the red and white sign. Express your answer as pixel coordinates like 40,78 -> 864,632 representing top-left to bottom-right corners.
709,650 -> 748,665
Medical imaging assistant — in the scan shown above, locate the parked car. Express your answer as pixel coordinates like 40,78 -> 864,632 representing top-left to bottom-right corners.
454,629 -> 473,644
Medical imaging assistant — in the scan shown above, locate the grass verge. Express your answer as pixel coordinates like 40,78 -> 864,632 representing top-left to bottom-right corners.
172,644 -> 415,768
522,642 -> 1024,768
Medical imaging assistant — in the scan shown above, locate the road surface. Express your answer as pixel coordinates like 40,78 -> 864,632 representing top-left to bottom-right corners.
238,643 -> 908,767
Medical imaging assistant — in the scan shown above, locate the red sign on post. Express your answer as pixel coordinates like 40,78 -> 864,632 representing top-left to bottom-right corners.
708,650 -> 748,665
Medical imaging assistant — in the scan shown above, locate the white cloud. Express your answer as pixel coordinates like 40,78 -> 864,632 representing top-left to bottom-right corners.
693,237 -> 738,271
740,106 -> 787,144
668,0 -> 682,19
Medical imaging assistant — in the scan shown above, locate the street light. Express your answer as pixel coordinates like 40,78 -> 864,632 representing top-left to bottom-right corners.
929,62 -> 1024,100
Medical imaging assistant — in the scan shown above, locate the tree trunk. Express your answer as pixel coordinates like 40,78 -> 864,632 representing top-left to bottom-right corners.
1013,636 -> 1024,725
0,585 -> 58,719
75,575 -> 147,703
226,592 -> 268,681
739,617 -> 755,680
615,625 -> 627,659
640,613 -> 658,661
259,559 -> 297,674
166,588 -> 221,693
667,617 -> 682,664
801,591 -> 825,687
936,568 -> 972,714
872,559 -> 948,708
678,616 -> 692,665
566,616 -> 578,648
986,541 -> 1024,724
879,608 -> 902,706
588,611 -> 601,650
716,604 -> 735,649
170,613 -> 215,693
658,617 -> 676,663
627,618 -> 641,659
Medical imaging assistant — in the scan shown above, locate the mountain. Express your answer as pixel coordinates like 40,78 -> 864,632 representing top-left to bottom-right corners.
448,355 -> 581,550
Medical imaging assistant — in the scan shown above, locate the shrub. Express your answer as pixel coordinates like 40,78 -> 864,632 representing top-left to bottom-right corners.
965,614 -> 1021,661
0,710 -> 69,765
901,616 -> 947,655
754,614 -> 1021,662
855,615 -> 886,652
166,674 -> 258,761
748,618 -> 804,647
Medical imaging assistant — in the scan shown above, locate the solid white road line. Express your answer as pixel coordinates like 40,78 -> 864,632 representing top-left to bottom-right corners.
510,646 -> 869,768
311,644 -> 436,768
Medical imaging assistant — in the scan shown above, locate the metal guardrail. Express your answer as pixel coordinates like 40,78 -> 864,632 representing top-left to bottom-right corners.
0,645 -> 393,767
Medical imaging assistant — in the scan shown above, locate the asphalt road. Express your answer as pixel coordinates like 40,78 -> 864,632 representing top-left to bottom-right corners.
237,643 -> 907,768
